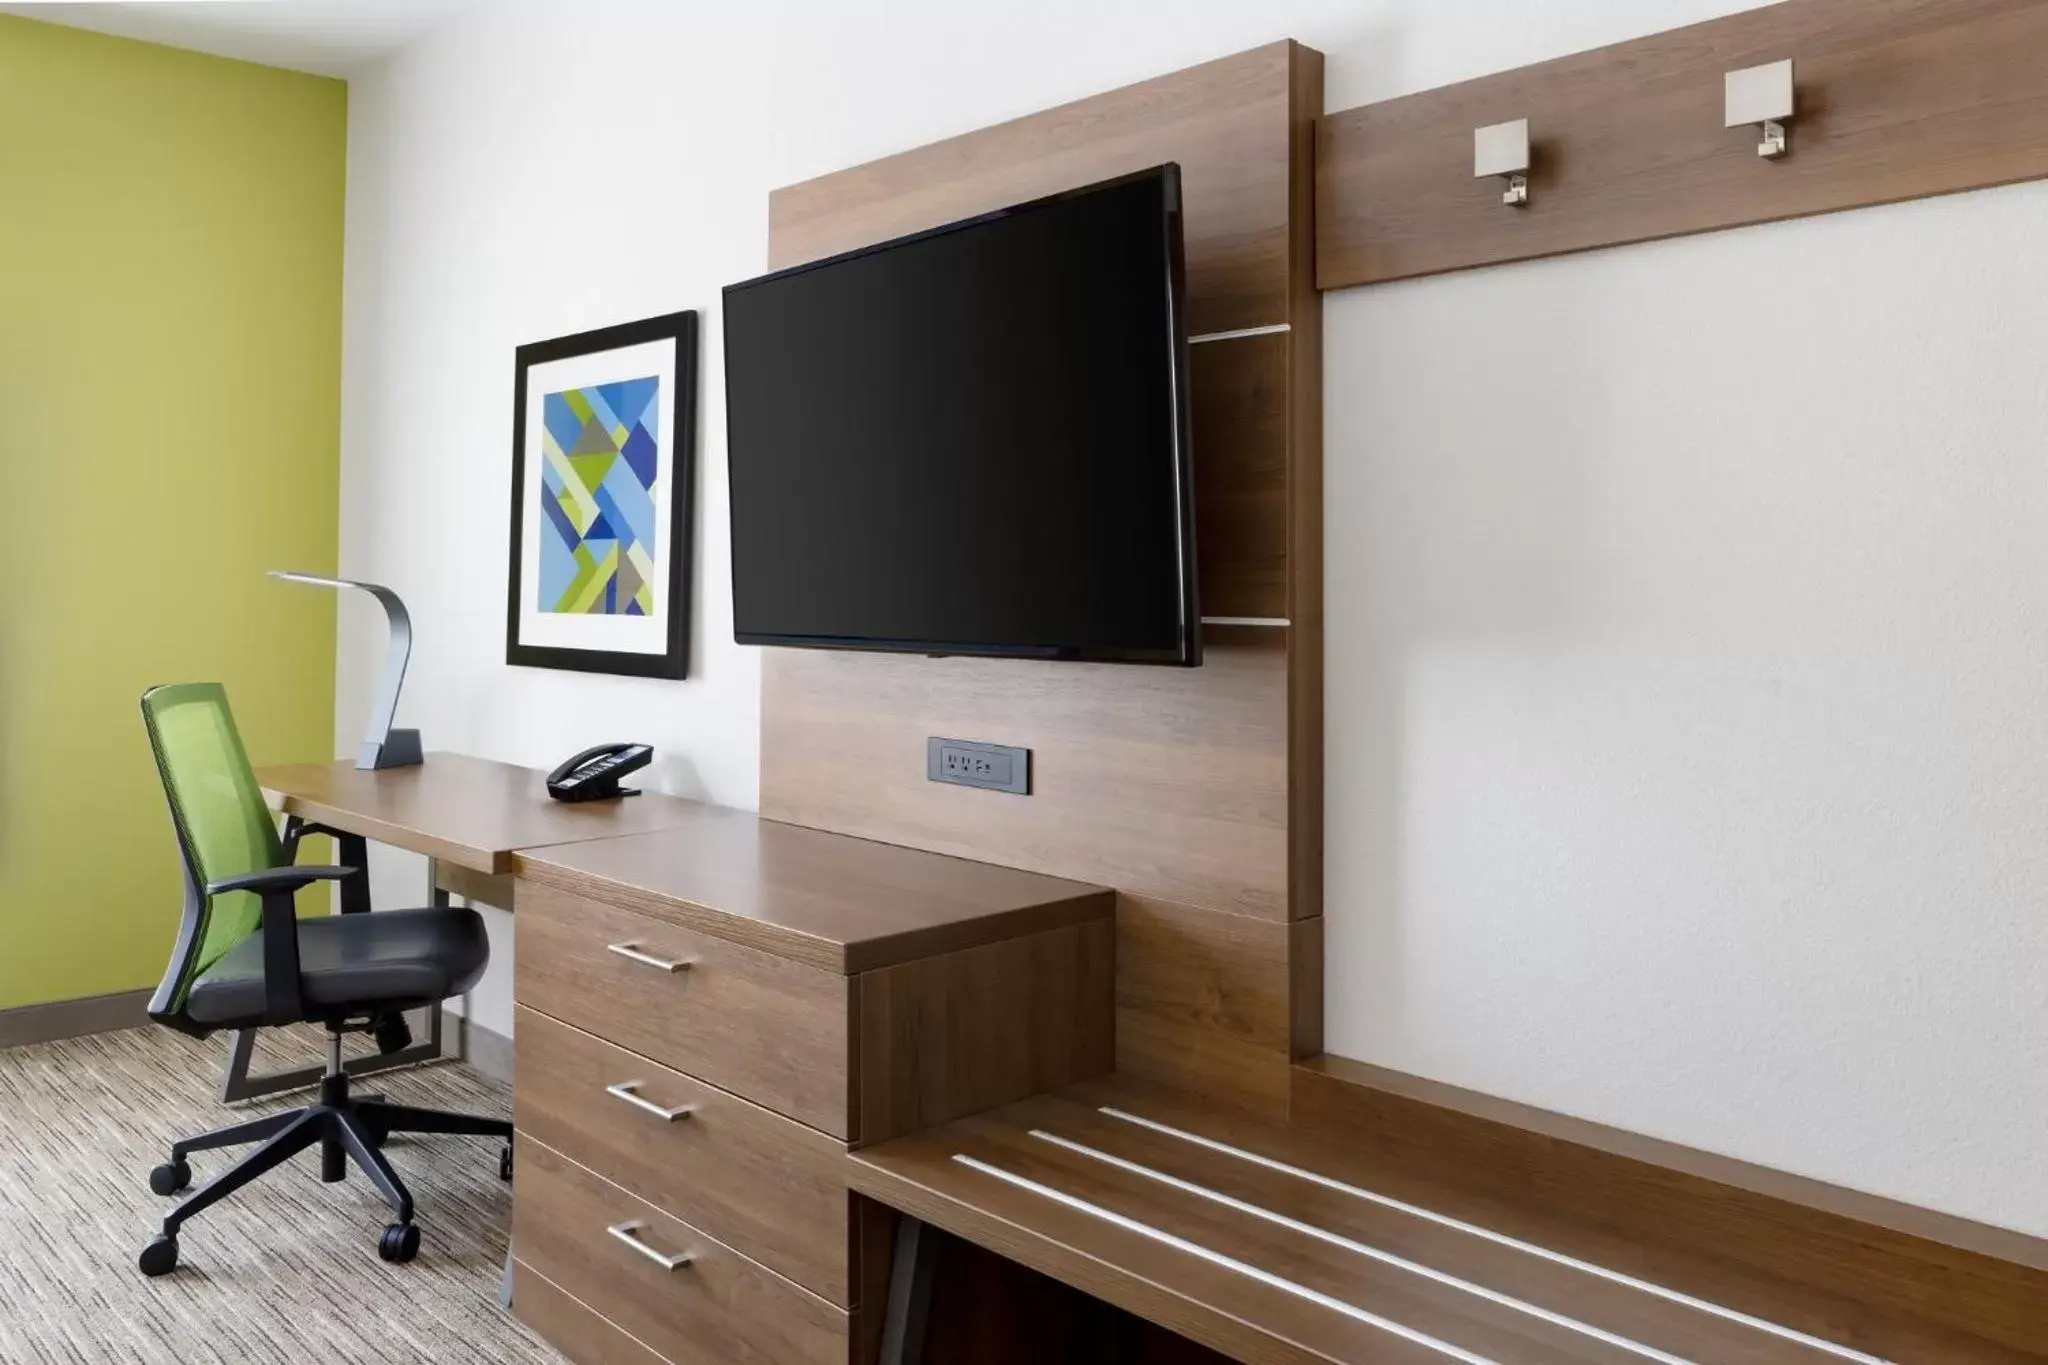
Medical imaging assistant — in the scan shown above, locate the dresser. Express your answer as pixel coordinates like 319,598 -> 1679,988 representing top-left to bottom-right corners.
502,802 -> 1114,1364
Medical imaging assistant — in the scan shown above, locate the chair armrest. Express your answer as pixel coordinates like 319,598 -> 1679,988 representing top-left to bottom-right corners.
279,817 -> 374,914
205,865 -> 355,897
206,866 -> 353,1024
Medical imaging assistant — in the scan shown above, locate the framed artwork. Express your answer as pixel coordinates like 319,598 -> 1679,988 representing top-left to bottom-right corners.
506,311 -> 697,678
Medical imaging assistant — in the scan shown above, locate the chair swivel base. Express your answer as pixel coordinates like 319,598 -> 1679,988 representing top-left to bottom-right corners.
139,1047 -> 511,1278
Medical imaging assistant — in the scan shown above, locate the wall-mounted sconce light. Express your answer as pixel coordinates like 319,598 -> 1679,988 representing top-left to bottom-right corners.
1725,58 -> 1793,158
1474,118 -> 1531,206
270,571 -> 423,770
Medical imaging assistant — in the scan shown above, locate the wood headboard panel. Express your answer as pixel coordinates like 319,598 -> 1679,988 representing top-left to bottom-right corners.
761,41 -> 1324,1113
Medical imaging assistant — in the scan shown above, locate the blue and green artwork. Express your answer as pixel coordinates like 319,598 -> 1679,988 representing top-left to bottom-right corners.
537,377 -> 660,615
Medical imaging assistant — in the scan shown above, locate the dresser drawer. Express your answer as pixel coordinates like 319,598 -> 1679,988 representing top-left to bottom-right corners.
515,880 -> 851,1135
512,1260 -> 672,1365
515,1005 -> 851,1304
515,1138 -> 847,1365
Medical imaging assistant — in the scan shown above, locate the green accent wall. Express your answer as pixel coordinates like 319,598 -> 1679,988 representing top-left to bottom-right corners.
0,18 -> 345,1010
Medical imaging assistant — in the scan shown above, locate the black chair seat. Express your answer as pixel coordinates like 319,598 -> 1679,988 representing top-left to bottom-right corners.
185,906 -> 489,1029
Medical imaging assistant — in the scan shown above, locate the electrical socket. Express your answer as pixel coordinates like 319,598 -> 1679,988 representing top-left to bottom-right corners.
927,737 -> 1030,794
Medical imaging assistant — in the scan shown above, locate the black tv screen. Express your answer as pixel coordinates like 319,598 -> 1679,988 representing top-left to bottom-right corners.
723,164 -> 1198,665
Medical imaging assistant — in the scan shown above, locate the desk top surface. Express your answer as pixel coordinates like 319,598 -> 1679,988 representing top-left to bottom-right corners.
513,809 -> 1113,975
256,752 -> 709,875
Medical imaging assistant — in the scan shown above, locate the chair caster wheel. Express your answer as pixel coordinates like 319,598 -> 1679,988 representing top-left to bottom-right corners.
379,1222 -> 420,1264
499,1145 -> 513,1182
149,1160 -> 191,1196
139,1235 -> 179,1277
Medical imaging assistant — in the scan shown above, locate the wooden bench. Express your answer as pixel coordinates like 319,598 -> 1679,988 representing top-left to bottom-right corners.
850,1071 -> 2048,1364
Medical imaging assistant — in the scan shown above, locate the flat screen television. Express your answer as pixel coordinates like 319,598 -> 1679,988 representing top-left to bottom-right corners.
722,164 -> 1198,665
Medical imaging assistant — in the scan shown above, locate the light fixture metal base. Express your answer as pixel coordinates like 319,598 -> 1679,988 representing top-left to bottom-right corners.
1757,119 -> 1788,158
360,728 -> 423,771
1500,173 -> 1529,207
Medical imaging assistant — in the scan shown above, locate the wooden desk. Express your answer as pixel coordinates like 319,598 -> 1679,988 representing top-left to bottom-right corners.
505,820 -> 1115,1365
259,752 -> 709,875
254,751 -> 1130,1362
238,753 -> 709,1101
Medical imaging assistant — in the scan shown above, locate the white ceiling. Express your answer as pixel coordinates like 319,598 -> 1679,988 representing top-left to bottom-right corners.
0,0 -> 474,76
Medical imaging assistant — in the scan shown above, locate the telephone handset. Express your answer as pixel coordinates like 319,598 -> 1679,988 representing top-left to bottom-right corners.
546,743 -> 653,802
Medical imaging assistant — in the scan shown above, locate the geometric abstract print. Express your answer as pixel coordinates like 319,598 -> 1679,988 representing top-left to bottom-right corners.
538,376 -> 660,615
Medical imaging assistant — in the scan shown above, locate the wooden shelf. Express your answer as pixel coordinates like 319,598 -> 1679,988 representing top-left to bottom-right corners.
850,1074 -> 2048,1363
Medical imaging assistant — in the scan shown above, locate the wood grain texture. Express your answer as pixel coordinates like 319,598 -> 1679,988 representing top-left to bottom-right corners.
1285,42 -> 1326,927
516,1137 -> 847,1365
1318,0 -> 2048,287
512,809 -> 1110,975
514,1006 -> 850,1303
1293,1056 -> 2048,1357
256,753 -> 702,874
1309,1054 -> 2048,1276
851,1077 -> 2048,1365
1189,334 -> 1287,621
434,861 -> 515,909
849,1098 -> 1463,1365
512,1261 -> 672,1365
761,40 -> 1325,1117
1114,896 -> 1295,1111
853,919 -> 1113,1147
768,42 -> 1295,335
513,879 -> 852,1136
851,1197 -> 897,1365
763,636 -> 1290,921
1288,915 -> 1323,1061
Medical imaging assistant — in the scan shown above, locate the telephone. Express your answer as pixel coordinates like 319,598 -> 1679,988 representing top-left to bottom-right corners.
546,742 -> 653,802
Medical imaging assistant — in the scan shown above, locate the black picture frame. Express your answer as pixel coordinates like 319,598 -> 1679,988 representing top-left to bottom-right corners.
505,310 -> 698,679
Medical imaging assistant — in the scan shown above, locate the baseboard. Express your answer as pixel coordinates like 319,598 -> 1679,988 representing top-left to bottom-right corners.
0,988 -> 153,1049
454,1013 -> 514,1085
1298,1052 -> 2048,1276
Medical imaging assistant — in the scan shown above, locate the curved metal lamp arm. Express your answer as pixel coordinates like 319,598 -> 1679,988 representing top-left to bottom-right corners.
270,570 -> 423,770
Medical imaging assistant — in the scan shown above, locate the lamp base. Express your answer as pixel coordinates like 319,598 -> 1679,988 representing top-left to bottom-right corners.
357,729 -> 423,771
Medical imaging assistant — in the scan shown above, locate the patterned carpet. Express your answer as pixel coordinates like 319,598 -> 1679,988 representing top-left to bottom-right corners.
0,1025 -> 565,1365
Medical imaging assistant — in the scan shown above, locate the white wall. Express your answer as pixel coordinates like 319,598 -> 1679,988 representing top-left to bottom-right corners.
338,1 -> 773,1031
340,0 -> 2048,1236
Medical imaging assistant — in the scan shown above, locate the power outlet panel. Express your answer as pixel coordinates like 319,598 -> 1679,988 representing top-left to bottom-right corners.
926,737 -> 1031,795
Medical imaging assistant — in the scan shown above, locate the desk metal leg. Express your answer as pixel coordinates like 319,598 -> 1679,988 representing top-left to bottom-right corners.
879,1216 -> 938,1365
216,853 -> 452,1104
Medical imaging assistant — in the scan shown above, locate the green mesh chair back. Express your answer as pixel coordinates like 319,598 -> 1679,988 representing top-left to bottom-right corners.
139,683 -> 285,1023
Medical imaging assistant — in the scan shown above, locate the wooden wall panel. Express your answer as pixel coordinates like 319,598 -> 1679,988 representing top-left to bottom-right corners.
854,919 -> 1115,1146
1285,43 -> 1326,934
768,44 -> 1296,334
1115,895 -> 1294,1109
763,634 -> 1291,921
763,41 -> 1323,1115
1319,0 -> 2048,288
1188,334 -> 1287,621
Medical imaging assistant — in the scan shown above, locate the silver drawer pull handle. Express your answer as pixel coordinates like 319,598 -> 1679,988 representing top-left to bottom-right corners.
606,941 -> 692,972
607,1220 -> 692,1271
606,1081 -> 694,1122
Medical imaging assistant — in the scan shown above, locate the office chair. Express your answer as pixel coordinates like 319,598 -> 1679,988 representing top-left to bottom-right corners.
134,682 -> 512,1277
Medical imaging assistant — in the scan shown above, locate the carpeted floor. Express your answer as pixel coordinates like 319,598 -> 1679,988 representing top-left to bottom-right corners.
0,1025 -> 565,1364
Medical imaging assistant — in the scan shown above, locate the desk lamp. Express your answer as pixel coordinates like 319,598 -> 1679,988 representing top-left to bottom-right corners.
269,570 -> 423,769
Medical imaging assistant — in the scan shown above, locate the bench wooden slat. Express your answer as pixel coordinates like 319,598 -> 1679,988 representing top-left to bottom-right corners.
849,1074 -> 2047,1364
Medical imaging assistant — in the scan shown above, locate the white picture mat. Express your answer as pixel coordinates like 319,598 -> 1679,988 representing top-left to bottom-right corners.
515,336 -> 678,654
